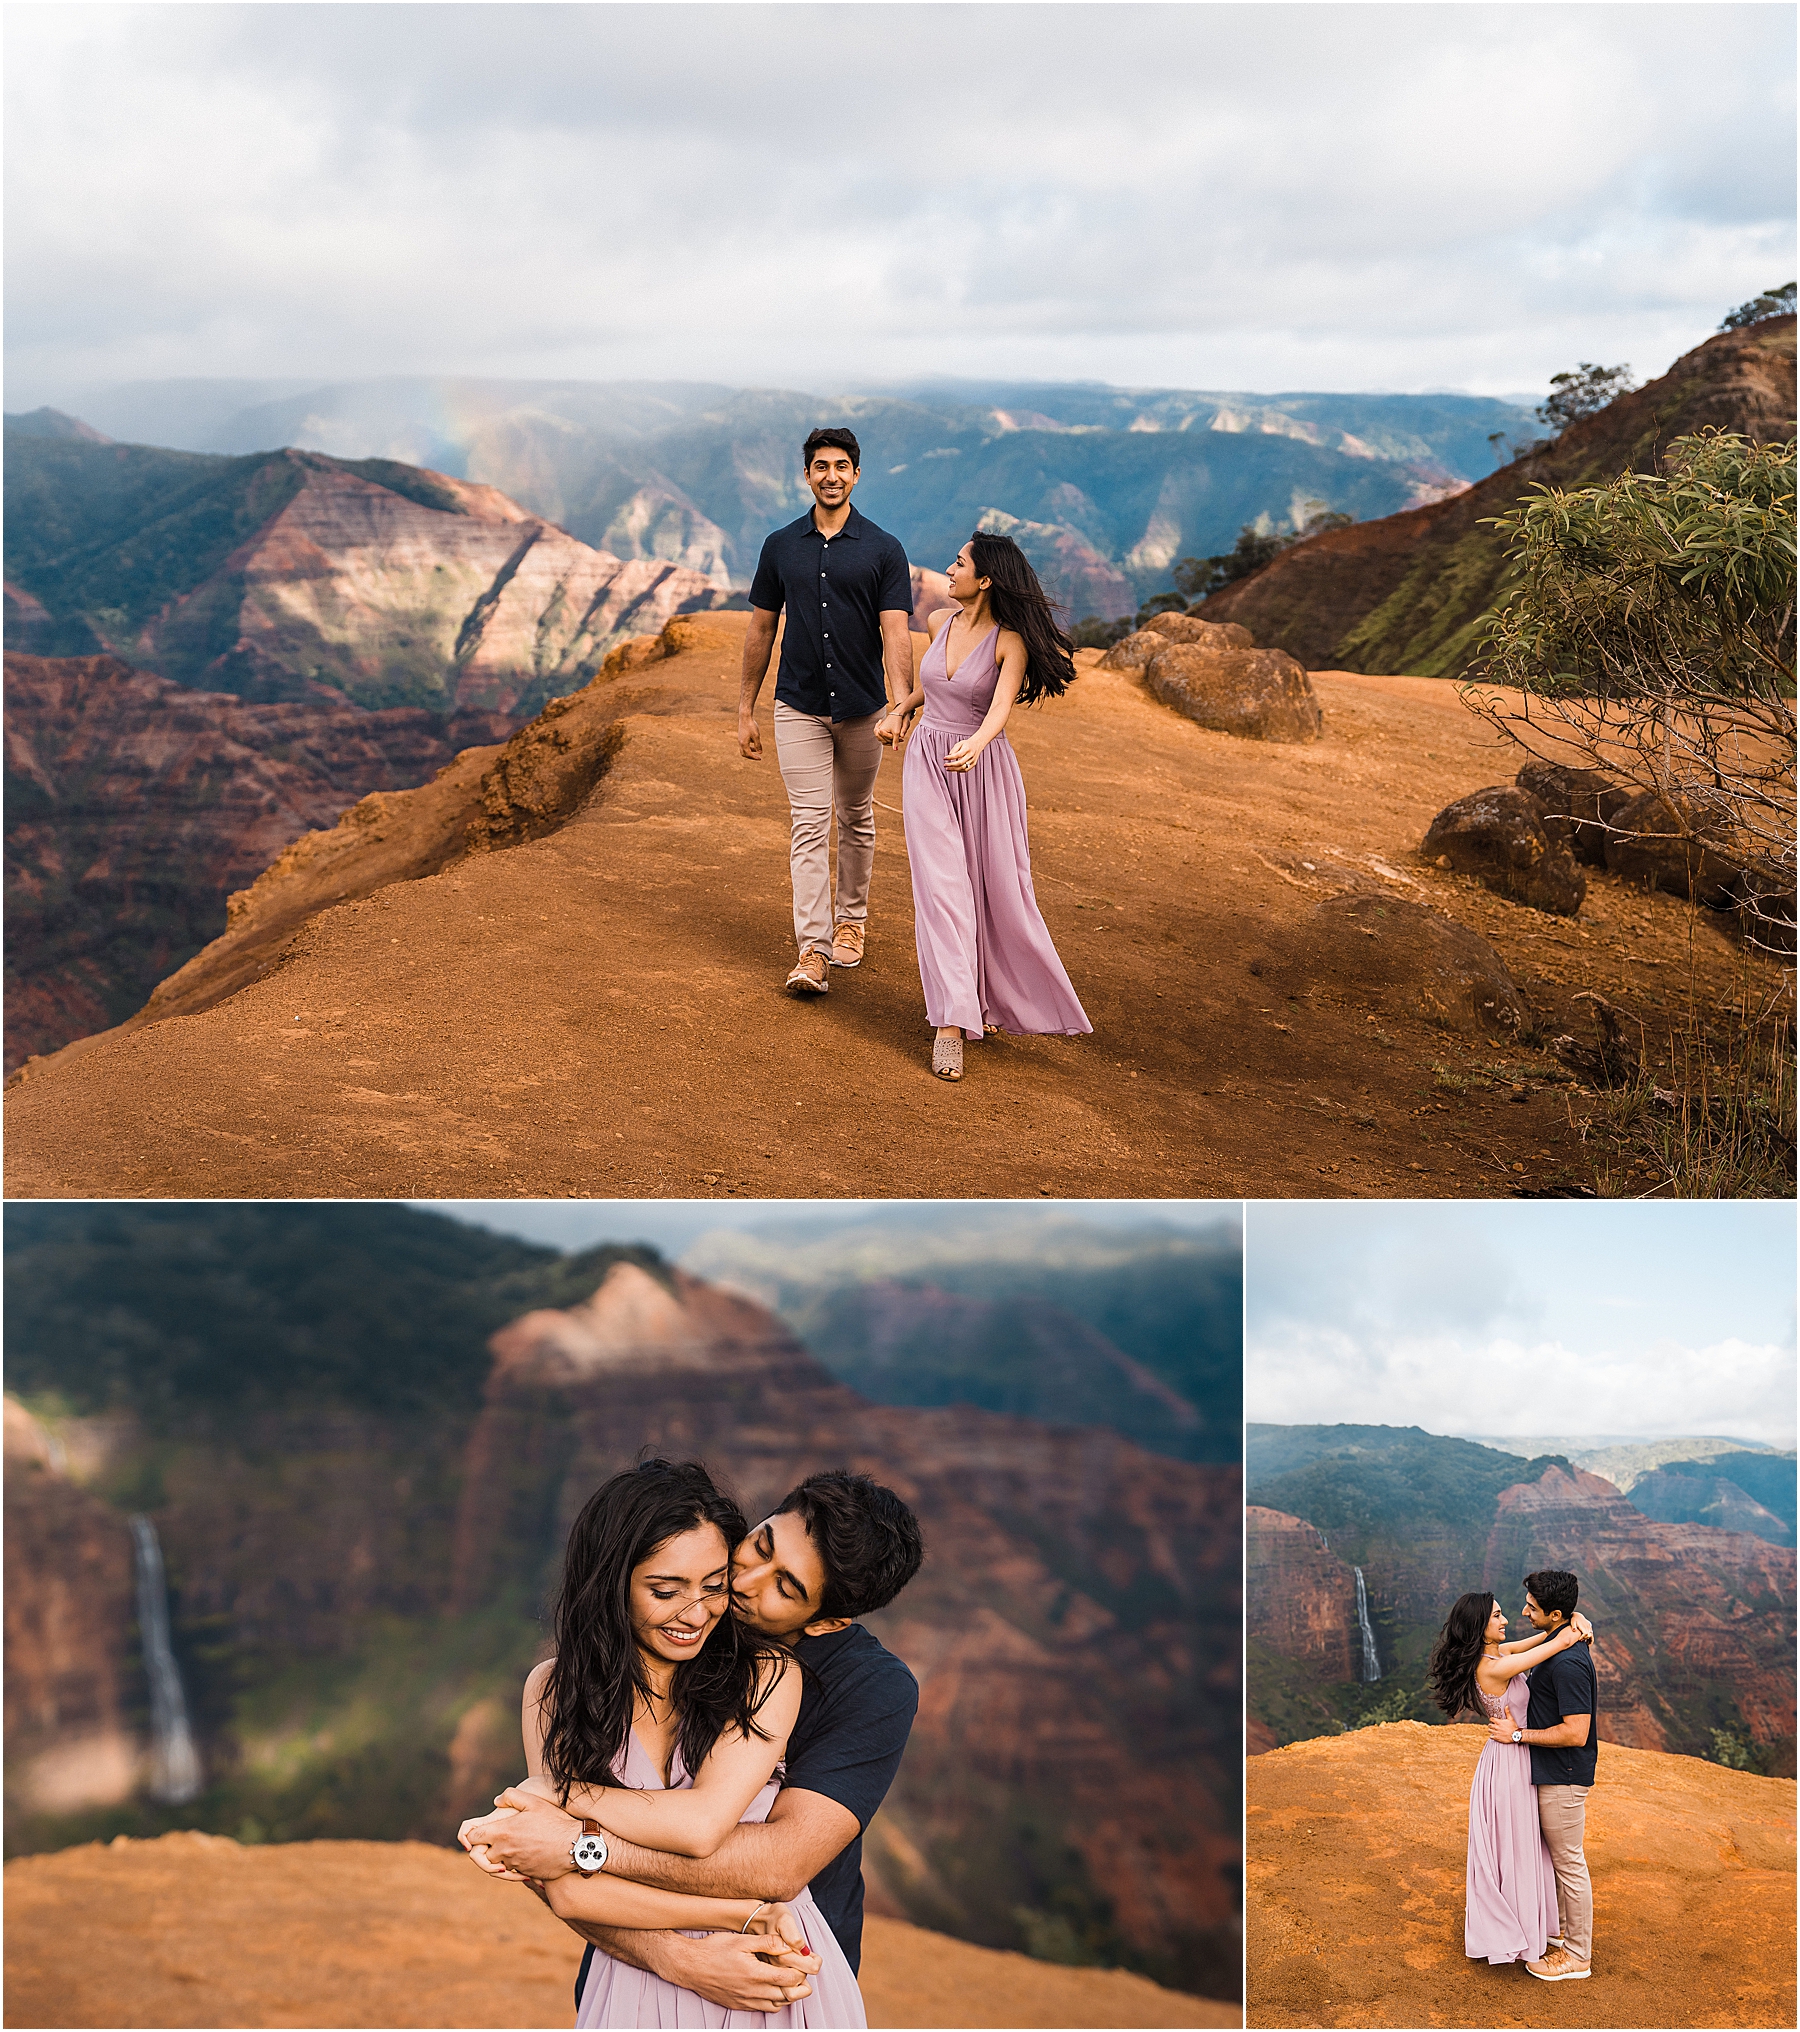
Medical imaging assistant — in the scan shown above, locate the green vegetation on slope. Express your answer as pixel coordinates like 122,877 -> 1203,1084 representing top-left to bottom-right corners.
3,1202 -> 669,1425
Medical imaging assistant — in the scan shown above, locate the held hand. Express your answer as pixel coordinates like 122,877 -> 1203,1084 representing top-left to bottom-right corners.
460,1796 -> 582,1880
669,1932 -> 818,2015
742,1902 -> 817,1965
1488,1713 -> 1521,1746
739,712 -> 763,761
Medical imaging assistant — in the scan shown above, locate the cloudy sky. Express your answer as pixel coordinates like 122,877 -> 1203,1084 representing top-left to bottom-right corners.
1246,1202 -> 1797,1447
6,2 -> 1793,408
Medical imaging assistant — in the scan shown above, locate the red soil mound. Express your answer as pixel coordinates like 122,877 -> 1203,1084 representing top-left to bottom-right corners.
1247,1722 -> 1795,2027
1,1833 -> 1236,2029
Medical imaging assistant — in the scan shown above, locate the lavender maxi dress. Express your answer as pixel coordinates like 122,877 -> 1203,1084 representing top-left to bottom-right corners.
574,1734 -> 865,2029
901,623 -> 1091,1041
1465,1679 -> 1561,1964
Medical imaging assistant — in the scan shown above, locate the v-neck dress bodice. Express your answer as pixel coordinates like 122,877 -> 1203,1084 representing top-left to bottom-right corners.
573,1732 -> 864,2028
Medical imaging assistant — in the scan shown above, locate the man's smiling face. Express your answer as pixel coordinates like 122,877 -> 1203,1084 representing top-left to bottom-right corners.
731,1510 -> 835,1642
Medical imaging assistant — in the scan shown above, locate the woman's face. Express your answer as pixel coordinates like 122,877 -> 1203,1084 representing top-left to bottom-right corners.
1484,1598 -> 1507,1644
946,543 -> 988,603
629,1522 -> 732,1668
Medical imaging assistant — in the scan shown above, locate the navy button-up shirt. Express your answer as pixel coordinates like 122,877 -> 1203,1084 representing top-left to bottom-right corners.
748,504 -> 912,720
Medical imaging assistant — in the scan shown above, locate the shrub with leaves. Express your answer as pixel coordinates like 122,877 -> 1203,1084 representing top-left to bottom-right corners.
1467,430 -> 1796,887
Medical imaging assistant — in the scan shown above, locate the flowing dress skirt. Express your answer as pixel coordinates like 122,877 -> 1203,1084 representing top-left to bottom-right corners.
1465,1682 -> 1561,1964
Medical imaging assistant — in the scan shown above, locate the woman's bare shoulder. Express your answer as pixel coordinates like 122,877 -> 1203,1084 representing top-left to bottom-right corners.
927,606 -> 954,639
524,1656 -> 555,1704
996,625 -> 1027,656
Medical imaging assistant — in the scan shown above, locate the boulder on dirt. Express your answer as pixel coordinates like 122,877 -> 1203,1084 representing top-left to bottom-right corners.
1725,861 -> 1797,959
1602,790 -> 1742,906
1096,615 -> 1252,673
1421,785 -> 1586,916
1514,760 -> 1632,866
1264,891 -> 1529,1040
1144,642 -> 1323,744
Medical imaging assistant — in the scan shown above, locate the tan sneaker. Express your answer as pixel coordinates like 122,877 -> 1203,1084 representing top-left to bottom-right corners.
786,951 -> 829,995
1526,1948 -> 1590,1981
830,921 -> 866,968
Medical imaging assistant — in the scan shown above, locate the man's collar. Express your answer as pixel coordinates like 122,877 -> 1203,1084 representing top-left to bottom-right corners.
804,504 -> 864,539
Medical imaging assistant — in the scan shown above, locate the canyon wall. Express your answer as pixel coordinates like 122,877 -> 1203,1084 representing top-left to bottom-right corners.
3,652 -> 480,1067
1484,1465 -> 1796,1756
1244,1507 -> 1356,1681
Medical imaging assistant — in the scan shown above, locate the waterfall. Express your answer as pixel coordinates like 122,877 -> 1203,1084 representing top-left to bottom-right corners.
130,1516 -> 203,1804
1353,1566 -> 1381,1683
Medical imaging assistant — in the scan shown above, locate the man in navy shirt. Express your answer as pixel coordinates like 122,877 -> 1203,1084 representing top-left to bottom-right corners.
1488,1569 -> 1598,1984
740,428 -> 914,996
468,1471 -> 924,2015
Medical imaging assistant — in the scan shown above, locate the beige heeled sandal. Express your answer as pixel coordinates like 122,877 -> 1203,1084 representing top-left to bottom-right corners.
931,1034 -> 964,1081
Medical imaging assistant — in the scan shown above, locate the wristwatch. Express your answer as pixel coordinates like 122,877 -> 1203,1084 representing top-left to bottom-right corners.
571,1819 -> 610,1875
1511,1729 -> 1525,1744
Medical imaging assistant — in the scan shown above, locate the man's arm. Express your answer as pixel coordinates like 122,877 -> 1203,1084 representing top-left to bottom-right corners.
523,1887 -> 817,2014
475,1785 -> 858,1902
1488,1710 -> 1592,1747
879,609 -> 914,715
739,608 -> 780,759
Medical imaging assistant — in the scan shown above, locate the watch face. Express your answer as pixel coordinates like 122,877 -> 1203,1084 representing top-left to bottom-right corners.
573,1832 -> 608,1873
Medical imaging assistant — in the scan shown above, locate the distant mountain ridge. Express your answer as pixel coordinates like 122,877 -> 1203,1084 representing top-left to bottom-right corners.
25,374 -> 1539,617
3,432 -> 726,717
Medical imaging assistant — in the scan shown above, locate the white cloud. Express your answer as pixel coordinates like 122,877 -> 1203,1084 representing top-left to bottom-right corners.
5,2 -> 1793,405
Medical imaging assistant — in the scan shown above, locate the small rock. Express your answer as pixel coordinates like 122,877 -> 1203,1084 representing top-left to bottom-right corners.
1515,761 -> 1631,867
1143,643 -> 1324,744
1421,786 -> 1585,916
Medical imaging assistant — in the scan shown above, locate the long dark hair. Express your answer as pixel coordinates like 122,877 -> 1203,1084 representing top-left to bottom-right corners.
539,1459 -> 781,1798
967,531 -> 1077,704
1426,1590 -> 1496,1719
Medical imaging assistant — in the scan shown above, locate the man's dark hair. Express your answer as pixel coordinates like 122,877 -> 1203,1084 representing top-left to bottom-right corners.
776,1470 -> 923,1620
1524,1569 -> 1580,1620
802,426 -> 860,472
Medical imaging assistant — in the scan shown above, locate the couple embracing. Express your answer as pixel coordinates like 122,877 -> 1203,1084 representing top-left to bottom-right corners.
459,1458 -> 925,2025
1429,1567 -> 1599,1985
737,426 -> 1090,1083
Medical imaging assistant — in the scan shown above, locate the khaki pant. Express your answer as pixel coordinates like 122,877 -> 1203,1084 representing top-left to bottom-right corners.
773,703 -> 883,956
1538,1783 -> 1592,1961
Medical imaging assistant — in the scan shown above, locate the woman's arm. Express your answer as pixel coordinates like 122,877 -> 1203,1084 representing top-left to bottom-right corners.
545,1658 -> 802,1860
1487,1624 -> 1583,1683
542,1872 -> 791,1937
945,631 -> 1025,771
880,610 -> 947,737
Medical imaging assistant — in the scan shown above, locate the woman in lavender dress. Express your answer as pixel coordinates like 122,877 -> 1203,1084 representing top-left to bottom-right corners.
1427,1592 -> 1594,1967
876,532 -> 1090,1081
459,1461 -> 863,2028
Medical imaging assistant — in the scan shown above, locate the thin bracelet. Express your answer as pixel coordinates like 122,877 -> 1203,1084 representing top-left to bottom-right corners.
741,1901 -> 771,1933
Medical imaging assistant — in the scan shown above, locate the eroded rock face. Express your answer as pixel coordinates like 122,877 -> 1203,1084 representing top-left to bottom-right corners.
1144,642 -> 1324,743
1266,891 -> 1528,1040
3,653 -> 466,1069
3,1399 -> 141,1814
1421,784 -> 1586,916
1514,760 -> 1632,867
1484,1465 -> 1796,1757
1246,1508 -> 1356,1681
